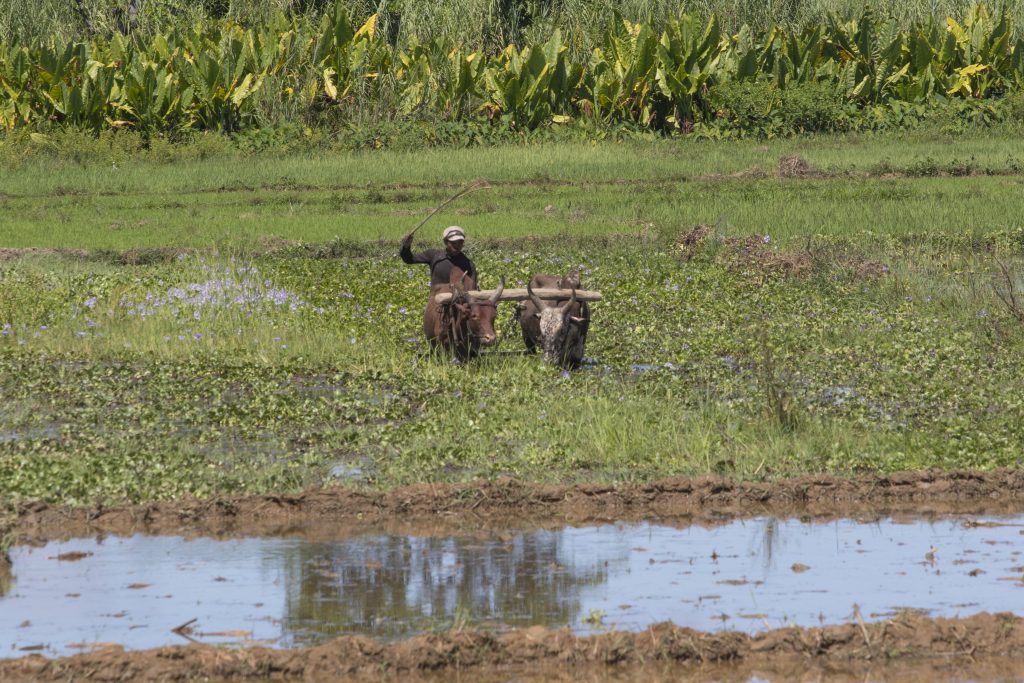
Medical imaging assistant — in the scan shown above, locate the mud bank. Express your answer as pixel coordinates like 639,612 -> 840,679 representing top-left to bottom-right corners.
2,612 -> 1023,682
7,469 -> 1024,541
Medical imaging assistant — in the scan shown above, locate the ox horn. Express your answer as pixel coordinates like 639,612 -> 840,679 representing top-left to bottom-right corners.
560,288 -> 577,316
489,277 -> 505,304
527,281 -> 545,312
448,273 -> 466,304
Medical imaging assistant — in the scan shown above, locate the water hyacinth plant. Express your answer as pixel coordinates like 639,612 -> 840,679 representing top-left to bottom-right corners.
2,227 -> 1024,506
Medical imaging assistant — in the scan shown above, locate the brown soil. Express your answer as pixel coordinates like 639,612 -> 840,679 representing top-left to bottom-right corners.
2,612 -> 1023,682
7,469 -> 1024,543
5,471 -> 1024,680
841,254 -> 890,279
0,247 -> 90,261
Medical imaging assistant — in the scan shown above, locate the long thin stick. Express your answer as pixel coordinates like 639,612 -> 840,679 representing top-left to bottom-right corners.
402,181 -> 491,242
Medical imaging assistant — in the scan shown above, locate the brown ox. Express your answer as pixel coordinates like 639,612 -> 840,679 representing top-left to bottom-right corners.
424,271 -> 503,360
517,272 -> 590,368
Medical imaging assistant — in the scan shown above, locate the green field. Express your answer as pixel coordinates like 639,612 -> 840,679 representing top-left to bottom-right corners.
2,131 -> 1023,508
4,130 -> 1024,249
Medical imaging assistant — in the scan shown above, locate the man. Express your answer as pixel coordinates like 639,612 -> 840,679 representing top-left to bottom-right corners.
400,225 -> 478,288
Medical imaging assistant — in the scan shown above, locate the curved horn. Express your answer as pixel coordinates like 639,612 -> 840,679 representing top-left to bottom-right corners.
527,281 -> 545,311
448,274 -> 465,304
489,277 -> 505,304
460,271 -> 469,290
560,288 -> 577,315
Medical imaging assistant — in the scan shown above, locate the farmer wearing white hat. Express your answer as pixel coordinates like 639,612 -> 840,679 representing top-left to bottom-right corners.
400,225 -> 479,288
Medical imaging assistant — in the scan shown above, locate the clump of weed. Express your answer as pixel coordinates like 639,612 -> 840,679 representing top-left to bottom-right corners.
674,224 -> 812,281
719,235 -> 812,281
776,154 -> 816,178
758,331 -> 800,432
992,259 -> 1024,324
673,224 -> 715,262
0,526 -> 12,596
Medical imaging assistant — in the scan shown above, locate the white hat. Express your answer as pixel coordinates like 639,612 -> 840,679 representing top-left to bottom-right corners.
442,225 -> 466,242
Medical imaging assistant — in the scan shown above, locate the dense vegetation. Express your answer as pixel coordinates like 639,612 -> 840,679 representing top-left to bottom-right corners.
1,137 -> 1023,505
7,0 -> 1024,50
2,1 -> 1024,140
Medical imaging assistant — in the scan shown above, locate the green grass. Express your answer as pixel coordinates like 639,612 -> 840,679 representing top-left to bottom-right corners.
1,131 -> 1023,507
3,130 -> 1024,250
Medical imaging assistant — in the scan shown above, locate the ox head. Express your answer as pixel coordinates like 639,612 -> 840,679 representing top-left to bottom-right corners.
528,281 -> 588,367
452,273 -> 504,347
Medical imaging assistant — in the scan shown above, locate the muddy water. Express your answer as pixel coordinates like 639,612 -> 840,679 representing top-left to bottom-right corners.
3,516 -> 1023,657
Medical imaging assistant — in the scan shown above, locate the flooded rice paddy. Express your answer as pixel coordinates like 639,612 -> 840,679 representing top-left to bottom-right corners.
3,515 -> 1023,658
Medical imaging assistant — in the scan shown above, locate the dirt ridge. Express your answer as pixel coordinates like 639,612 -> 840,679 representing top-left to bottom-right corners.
2,612 -> 1022,681
7,469 -> 1024,541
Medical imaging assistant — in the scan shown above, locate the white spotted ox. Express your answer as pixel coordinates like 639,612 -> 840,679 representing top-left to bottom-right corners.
517,272 -> 590,368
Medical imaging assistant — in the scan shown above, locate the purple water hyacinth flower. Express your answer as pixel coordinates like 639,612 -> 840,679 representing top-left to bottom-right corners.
762,234 -> 771,244
84,296 -> 97,308
399,307 -> 408,315
39,325 -> 47,331
76,331 -> 87,337
560,370 -> 571,380
124,262 -> 312,318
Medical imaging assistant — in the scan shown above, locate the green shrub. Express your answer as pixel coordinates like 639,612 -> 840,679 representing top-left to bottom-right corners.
708,79 -> 851,137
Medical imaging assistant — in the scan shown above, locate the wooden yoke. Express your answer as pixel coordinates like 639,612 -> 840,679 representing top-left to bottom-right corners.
434,288 -> 602,304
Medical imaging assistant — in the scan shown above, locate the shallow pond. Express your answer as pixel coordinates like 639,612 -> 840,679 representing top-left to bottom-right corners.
3,515 -> 1023,657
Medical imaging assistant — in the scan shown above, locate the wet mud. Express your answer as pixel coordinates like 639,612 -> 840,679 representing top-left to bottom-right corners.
2,612 -> 1024,682
7,469 -> 1024,542
9,516 -> 1024,653
4,471 -> 1024,680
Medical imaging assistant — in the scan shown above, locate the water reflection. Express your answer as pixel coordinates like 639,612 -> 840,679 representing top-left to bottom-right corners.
0,559 -> 10,598
280,531 -> 614,642
3,515 -> 1024,656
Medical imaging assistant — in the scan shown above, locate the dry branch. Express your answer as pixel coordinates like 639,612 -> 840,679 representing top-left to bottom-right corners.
992,258 -> 1024,323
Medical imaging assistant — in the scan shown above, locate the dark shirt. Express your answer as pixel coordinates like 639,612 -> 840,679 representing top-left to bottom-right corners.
400,243 -> 478,288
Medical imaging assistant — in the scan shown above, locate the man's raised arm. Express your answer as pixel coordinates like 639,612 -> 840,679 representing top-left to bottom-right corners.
400,235 -> 435,265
